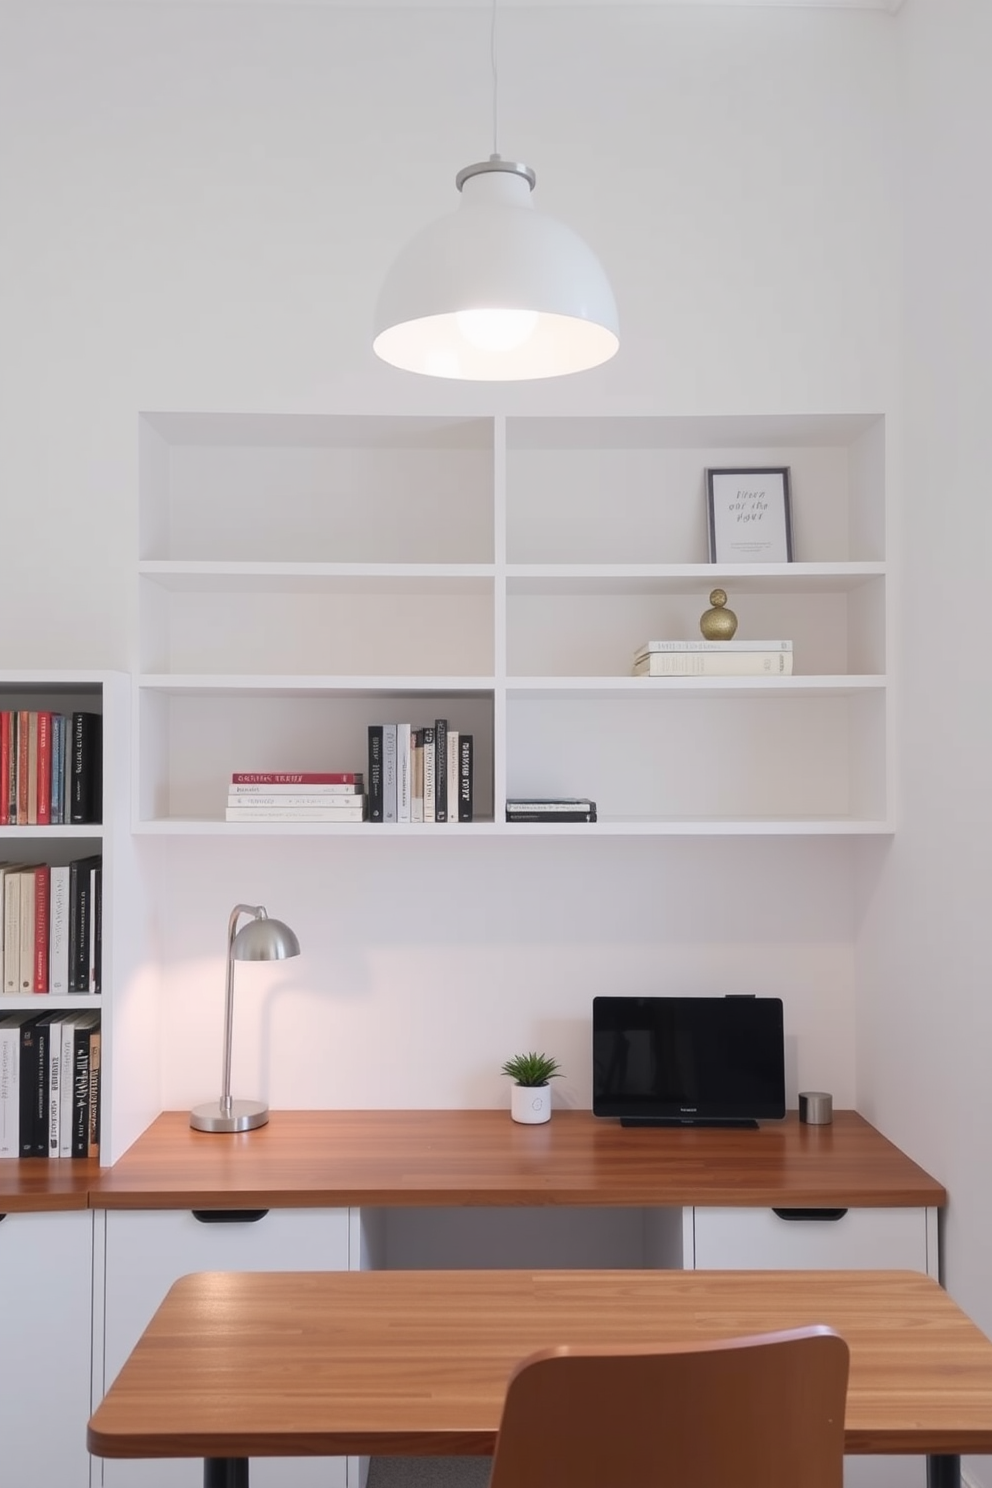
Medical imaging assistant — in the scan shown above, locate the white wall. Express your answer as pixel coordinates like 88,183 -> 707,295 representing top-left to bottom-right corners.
0,8 -> 900,1118
854,5 -> 992,1482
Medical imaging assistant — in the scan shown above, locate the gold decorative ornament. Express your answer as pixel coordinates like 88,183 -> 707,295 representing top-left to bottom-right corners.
700,589 -> 738,640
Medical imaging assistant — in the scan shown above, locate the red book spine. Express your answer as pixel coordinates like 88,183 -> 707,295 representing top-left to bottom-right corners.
34,864 -> 51,992
231,772 -> 363,784
36,712 -> 52,825
0,712 -> 9,827
16,711 -> 30,825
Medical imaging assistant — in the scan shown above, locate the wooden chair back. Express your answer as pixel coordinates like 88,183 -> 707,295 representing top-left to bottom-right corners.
487,1324 -> 849,1488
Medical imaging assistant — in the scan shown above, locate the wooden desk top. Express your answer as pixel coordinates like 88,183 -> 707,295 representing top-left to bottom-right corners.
89,1108 -> 945,1211
88,1268 -> 992,1459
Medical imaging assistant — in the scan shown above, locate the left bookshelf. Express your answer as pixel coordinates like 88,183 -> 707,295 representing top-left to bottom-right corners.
0,671 -> 155,1171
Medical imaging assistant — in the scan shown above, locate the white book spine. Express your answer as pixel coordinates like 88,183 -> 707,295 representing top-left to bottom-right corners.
446,731 -> 459,826
228,783 -> 363,796
224,806 -> 367,822
47,1017 -> 63,1157
3,874 -> 21,994
422,730 -> 436,824
59,1017 -> 77,1158
226,794 -> 365,809
634,652 -> 794,677
49,865 -> 70,994
635,638 -> 793,654
0,1022 -> 20,1157
397,723 -> 411,823
17,872 -> 34,993
383,723 -> 397,824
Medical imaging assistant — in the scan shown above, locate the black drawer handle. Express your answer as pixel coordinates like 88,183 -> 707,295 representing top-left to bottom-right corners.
772,1207 -> 848,1222
191,1209 -> 270,1224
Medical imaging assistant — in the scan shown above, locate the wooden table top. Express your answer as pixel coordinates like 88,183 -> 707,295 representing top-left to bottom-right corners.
88,1268 -> 992,1459
86,1108 -> 945,1211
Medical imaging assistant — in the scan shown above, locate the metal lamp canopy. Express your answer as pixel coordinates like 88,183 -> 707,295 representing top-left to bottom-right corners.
189,904 -> 301,1134
373,154 -> 619,381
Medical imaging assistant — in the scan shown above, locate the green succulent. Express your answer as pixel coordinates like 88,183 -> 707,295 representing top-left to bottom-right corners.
500,1051 -> 564,1087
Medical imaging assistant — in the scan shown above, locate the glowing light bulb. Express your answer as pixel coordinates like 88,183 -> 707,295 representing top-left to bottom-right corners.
456,308 -> 539,353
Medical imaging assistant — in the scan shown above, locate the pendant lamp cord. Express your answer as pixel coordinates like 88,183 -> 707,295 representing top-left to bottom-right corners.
490,0 -> 499,157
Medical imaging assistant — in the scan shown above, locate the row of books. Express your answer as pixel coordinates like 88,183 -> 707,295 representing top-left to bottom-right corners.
0,1010 -> 101,1158
633,639 -> 794,677
0,709 -> 103,826
368,722 -> 474,824
506,798 -> 598,823
1,857 -> 102,996
225,773 -> 367,823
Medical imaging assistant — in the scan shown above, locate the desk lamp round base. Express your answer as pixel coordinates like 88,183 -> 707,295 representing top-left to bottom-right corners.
190,1099 -> 270,1133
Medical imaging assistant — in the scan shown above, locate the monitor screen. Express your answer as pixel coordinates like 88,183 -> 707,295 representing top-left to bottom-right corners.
592,995 -> 786,1127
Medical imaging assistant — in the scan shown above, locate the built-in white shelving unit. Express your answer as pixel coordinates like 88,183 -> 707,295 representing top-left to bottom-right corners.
136,411 -> 890,835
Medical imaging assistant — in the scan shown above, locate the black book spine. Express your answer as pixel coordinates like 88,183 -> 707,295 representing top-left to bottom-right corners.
18,1018 -> 39,1158
506,810 -> 597,823
458,734 -> 473,822
72,1026 -> 91,1158
70,712 -> 103,825
367,725 -> 384,823
68,855 -> 100,992
434,718 -> 448,822
93,864 -> 103,994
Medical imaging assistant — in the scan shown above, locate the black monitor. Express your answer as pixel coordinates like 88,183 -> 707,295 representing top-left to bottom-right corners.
592,995 -> 786,1128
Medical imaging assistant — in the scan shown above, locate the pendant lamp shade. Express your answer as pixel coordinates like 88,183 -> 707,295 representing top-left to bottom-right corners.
373,158 -> 619,381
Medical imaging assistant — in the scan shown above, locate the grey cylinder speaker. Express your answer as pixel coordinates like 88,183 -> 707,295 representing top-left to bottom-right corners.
799,1091 -> 833,1125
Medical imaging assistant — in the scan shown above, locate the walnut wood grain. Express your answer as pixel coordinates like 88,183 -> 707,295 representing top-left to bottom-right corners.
89,1109 -> 945,1211
87,1268 -> 992,1459
0,1157 -> 98,1214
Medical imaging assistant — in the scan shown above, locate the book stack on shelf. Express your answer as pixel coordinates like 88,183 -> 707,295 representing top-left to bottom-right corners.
1,708 -> 103,825
506,798 -> 597,824
0,1008 -> 101,1159
1,855 -> 102,996
632,639 -> 794,677
368,720 -> 474,824
225,774 -> 367,823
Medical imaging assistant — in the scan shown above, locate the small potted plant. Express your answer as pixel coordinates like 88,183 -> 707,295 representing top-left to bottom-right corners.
501,1051 -> 563,1125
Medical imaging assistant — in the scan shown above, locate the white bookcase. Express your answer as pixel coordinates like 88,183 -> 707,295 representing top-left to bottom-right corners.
0,670 -> 160,1168
136,411 -> 889,836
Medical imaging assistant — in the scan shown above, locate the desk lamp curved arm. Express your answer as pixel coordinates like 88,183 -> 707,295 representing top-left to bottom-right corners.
190,904 -> 301,1134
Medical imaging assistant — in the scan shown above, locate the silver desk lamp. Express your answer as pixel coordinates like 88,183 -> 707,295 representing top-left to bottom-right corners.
190,903 -> 301,1133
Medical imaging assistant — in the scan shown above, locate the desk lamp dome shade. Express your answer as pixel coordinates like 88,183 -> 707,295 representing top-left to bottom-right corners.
190,904 -> 301,1135
373,156 -> 619,381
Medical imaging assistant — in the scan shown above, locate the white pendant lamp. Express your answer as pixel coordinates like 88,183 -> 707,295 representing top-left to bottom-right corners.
373,8 -> 619,380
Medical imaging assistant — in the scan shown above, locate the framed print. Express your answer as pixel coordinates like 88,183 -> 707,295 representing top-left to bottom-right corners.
706,467 -> 793,564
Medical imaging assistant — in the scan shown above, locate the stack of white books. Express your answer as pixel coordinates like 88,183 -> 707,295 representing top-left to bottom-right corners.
225,772 -> 367,822
632,640 -> 794,677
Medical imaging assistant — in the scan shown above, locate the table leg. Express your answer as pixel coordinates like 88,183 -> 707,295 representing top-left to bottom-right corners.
203,1459 -> 249,1488
928,1455 -> 961,1488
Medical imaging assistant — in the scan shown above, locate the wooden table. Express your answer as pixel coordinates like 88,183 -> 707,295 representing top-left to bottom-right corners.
87,1108 -> 945,1209
88,1268 -> 992,1488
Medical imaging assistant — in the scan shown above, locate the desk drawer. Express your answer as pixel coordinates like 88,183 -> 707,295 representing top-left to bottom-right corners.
100,1207 -> 350,1488
690,1205 -> 932,1272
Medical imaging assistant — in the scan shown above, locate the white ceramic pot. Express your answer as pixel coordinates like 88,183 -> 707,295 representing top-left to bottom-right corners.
511,1083 -> 551,1124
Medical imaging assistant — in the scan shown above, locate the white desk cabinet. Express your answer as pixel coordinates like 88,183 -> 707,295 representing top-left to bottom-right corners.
97,1207 -> 351,1488
688,1204 -> 938,1275
688,1204 -> 939,1488
0,1210 -> 95,1488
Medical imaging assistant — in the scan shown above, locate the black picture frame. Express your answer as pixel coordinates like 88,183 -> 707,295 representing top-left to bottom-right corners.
706,467 -> 794,564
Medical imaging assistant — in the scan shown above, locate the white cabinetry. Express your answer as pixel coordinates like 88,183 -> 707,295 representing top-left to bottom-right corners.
687,1205 -> 937,1488
688,1205 -> 936,1274
137,411 -> 889,835
98,1207 -> 352,1488
0,1210 -> 94,1488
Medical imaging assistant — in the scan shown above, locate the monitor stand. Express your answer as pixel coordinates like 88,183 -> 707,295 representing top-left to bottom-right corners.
620,1117 -> 759,1129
